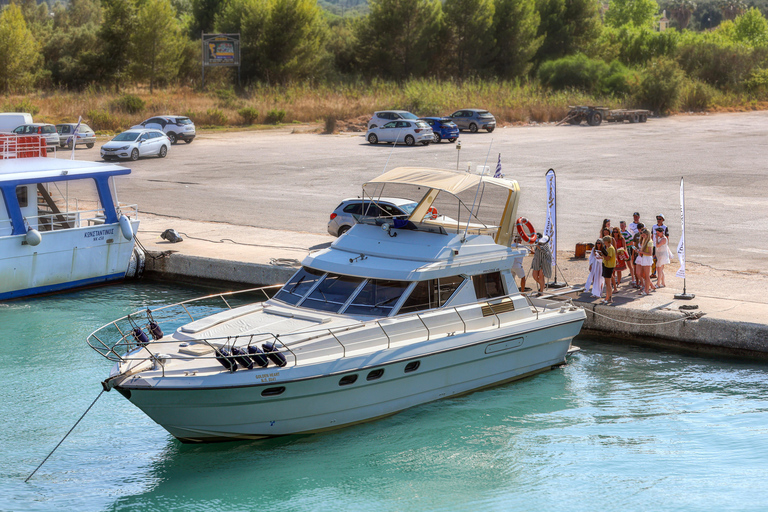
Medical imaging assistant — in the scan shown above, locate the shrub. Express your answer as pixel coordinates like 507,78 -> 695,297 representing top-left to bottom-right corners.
679,79 -> 717,110
111,94 -> 145,114
86,109 -> 122,131
237,107 -> 259,125
215,88 -> 242,109
3,98 -> 40,116
202,108 -> 228,126
598,61 -> 636,96
676,40 -> 766,89
538,54 -> 610,93
633,57 -> 685,113
265,109 -> 286,124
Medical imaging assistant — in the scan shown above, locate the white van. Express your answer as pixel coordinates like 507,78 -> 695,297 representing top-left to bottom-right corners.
0,113 -> 34,133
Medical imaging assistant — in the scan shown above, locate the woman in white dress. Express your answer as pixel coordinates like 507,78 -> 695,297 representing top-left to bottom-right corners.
654,226 -> 671,288
585,239 -> 605,298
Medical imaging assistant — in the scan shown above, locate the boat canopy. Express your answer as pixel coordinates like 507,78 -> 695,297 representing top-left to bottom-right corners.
363,167 -> 521,247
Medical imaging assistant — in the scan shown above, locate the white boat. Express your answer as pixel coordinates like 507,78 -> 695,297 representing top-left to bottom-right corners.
89,166 -> 585,443
0,137 -> 140,300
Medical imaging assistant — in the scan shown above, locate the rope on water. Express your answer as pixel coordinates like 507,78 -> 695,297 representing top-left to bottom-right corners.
25,390 -> 104,483
584,306 -> 704,326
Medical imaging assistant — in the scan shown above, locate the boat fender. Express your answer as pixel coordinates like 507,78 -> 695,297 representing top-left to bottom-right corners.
118,215 -> 134,241
515,217 -> 536,243
262,342 -> 287,367
215,348 -> 237,372
247,345 -> 269,368
146,309 -> 163,340
231,346 -> 254,370
132,327 -> 149,347
25,229 -> 42,246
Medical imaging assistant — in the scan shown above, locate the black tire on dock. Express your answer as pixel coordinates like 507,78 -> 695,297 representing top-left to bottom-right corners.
587,111 -> 603,126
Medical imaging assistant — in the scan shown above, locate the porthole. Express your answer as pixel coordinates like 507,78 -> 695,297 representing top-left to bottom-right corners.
366,369 -> 384,381
261,386 -> 286,397
339,374 -> 358,386
404,361 -> 420,373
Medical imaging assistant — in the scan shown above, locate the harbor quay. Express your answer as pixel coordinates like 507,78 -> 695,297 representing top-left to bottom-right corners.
103,110 -> 768,359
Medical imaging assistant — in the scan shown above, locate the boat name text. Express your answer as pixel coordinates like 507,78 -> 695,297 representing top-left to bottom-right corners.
84,228 -> 115,241
259,371 -> 280,383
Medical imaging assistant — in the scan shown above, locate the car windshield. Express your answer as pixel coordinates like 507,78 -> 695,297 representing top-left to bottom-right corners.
397,202 -> 418,215
401,112 -> 418,120
176,117 -> 193,125
112,132 -> 140,142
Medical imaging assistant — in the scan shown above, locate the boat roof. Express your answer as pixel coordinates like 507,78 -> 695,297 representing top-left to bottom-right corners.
0,157 -> 130,185
365,167 -> 518,195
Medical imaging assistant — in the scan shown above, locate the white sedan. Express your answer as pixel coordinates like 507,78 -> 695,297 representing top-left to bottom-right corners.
100,128 -> 170,161
366,120 -> 433,146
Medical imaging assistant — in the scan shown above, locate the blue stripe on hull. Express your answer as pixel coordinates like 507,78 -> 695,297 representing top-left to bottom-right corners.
0,273 -> 126,300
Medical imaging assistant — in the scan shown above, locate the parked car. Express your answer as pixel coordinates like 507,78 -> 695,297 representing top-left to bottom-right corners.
12,123 -> 60,147
56,123 -> 96,149
449,109 -> 496,133
135,115 -> 195,144
419,117 -> 459,143
100,128 -> 170,161
366,120 -> 433,146
328,197 -> 418,237
0,112 -> 33,133
367,110 -> 418,130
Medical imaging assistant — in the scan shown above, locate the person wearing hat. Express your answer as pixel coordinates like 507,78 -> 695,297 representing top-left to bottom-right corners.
628,212 -> 641,236
601,235 -> 616,304
654,226 -> 671,288
530,233 -> 552,295
651,214 -> 669,278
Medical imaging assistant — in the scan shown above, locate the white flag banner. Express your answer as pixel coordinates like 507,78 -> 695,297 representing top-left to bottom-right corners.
70,116 -> 82,161
544,169 -> 556,267
676,177 -> 686,278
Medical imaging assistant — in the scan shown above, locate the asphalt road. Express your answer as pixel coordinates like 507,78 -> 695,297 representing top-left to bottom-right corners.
77,111 -> 768,273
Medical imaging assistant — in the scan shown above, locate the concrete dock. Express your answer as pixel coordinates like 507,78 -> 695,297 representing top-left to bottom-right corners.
136,212 -> 768,360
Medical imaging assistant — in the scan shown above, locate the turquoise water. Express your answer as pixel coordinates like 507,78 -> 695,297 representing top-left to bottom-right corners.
2,283 -> 768,512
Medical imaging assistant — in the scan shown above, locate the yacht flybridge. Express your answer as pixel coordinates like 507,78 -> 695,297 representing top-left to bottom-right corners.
89,167 -> 585,443
1,137 -> 140,300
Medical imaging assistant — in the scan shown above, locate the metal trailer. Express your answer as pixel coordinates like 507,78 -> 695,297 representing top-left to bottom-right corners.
558,106 -> 652,126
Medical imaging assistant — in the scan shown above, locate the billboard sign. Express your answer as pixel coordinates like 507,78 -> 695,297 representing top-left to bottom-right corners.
202,34 -> 240,67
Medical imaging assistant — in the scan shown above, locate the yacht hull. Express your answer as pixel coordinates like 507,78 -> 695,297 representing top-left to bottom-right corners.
117,318 -> 582,442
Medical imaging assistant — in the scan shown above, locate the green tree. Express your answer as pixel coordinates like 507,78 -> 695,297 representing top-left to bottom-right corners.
131,0 -> 185,92
42,0 -> 103,87
535,0 -> 601,63
605,0 -> 660,28
669,0 -> 696,29
216,0 -> 270,80
97,0 -> 137,91
490,0 -> 542,78
443,0 -> 495,77
0,4 -> 42,92
355,0 -> 444,80
719,0 -> 745,21
190,0 -> 228,37
732,7 -> 768,45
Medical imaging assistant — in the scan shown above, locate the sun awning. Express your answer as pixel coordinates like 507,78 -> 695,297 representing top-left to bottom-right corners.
364,167 -> 518,195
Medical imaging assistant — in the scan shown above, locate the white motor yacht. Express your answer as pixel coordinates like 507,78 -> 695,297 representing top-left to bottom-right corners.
1,137 -> 141,300
89,167 -> 585,442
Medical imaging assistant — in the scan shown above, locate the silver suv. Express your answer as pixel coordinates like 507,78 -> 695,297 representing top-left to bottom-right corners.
368,110 -> 418,130
136,115 -> 195,144
328,197 -> 418,236
449,109 -> 496,133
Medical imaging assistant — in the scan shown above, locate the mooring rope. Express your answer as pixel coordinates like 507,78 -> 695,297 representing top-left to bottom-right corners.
25,389 -> 104,483
584,306 -> 703,326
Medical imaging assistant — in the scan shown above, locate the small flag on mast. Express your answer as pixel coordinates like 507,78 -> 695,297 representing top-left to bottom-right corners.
493,154 -> 503,178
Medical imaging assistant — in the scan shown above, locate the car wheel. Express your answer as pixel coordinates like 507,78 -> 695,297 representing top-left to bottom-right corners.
404,135 -> 415,146
86,143 -> 94,148
167,132 -> 177,145
338,225 -> 350,237
486,126 -> 495,133
130,148 -> 139,161
448,138 -> 457,143
368,133 -> 378,144
433,133 -> 442,143
469,123 -> 478,133
159,145 -> 168,158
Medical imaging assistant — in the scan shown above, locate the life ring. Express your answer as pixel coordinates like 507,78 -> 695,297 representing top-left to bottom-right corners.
427,207 -> 439,220
515,217 -> 536,243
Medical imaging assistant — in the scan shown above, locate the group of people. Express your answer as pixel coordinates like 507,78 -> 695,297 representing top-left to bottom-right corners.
586,212 -> 674,304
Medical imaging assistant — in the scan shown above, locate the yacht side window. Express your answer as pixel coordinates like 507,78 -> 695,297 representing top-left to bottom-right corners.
343,279 -> 410,317
472,272 -> 505,299
302,274 -> 364,313
398,276 -> 465,314
15,186 -> 28,208
273,267 -> 325,305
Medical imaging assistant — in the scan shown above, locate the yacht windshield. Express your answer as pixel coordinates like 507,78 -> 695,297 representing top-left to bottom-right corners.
302,274 -> 364,313
344,279 -> 410,316
274,267 -> 325,305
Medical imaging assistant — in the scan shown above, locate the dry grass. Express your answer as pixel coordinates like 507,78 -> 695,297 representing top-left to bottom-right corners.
2,80 -> 760,133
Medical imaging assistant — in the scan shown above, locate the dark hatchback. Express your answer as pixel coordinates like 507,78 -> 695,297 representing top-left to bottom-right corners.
419,117 -> 460,143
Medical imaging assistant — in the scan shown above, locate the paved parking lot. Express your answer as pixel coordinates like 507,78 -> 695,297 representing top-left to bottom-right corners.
78,111 -> 768,273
